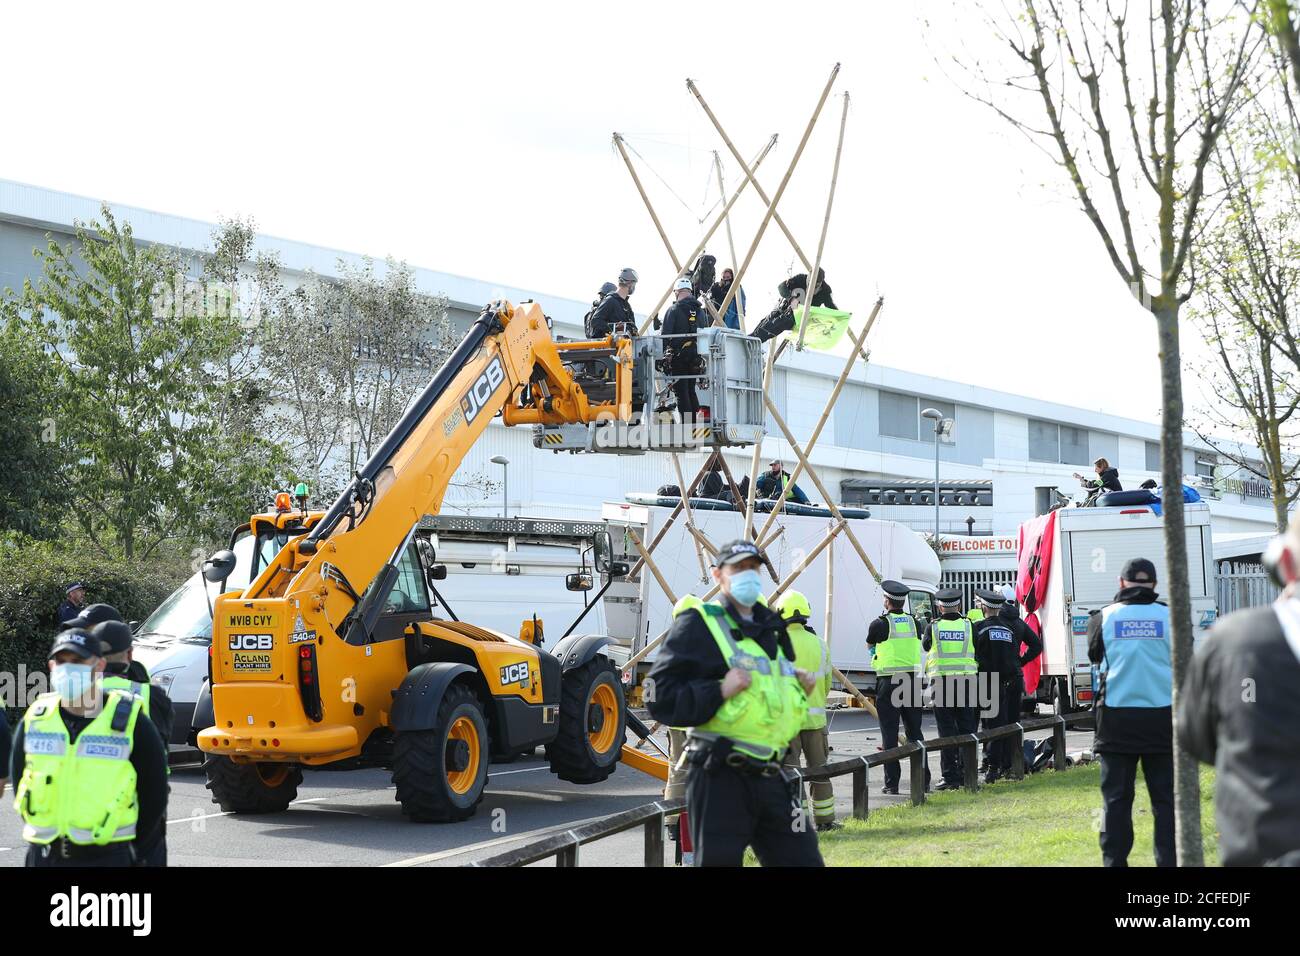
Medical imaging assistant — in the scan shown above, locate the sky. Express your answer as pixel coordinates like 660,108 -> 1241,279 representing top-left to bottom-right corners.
1,0 -> 1218,424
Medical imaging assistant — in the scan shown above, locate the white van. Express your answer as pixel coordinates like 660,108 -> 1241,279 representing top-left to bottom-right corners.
1027,500 -> 1216,714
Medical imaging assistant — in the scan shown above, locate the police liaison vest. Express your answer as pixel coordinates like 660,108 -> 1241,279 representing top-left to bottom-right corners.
872,613 -> 923,675
674,597 -> 806,761
787,621 -> 831,730
926,618 -> 978,676
1096,602 -> 1172,708
14,689 -> 143,846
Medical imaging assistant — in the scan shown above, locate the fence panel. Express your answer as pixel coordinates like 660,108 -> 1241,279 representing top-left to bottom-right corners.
1215,563 -> 1279,615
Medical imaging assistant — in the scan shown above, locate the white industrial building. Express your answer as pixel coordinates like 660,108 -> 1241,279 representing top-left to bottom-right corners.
0,177 -> 1283,549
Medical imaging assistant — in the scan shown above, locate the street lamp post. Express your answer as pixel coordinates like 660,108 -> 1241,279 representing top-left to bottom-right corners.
490,456 -> 509,518
921,408 -> 943,545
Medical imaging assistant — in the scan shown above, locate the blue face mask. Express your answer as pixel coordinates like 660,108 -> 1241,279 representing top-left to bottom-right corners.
727,569 -> 764,608
51,663 -> 95,703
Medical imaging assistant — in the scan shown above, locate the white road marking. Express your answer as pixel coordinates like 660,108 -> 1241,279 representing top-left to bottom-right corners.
383,810 -> 614,867
487,765 -> 549,778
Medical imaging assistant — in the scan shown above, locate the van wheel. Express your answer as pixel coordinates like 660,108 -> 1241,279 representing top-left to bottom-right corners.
204,755 -> 302,813
546,657 -> 625,784
392,683 -> 489,822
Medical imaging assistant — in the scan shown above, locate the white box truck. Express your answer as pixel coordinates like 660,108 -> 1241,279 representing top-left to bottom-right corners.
601,499 -> 942,679
1026,500 -> 1216,714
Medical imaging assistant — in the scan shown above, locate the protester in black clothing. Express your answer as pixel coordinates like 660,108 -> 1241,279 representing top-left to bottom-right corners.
1074,457 -> 1122,503
778,268 -> 836,309
973,590 -> 1042,782
1179,520 -> 1300,866
661,276 -> 704,420
646,539 -> 822,867
586,267 -> 637,338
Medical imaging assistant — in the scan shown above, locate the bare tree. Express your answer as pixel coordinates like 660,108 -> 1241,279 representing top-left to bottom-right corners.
1191,82 -> 1300,531
949,0 -> 1264,865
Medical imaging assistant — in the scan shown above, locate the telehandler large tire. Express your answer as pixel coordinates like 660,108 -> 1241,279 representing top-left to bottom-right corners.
204,755 -> 302,813
545,657 -> 625,784
392,682 -> 489,822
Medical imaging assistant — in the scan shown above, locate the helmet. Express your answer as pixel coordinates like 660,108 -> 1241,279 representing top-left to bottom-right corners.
774,590 -> 812,623
618,267 -> 639,286
598,281 -> 617,297
673,275 -> 693,293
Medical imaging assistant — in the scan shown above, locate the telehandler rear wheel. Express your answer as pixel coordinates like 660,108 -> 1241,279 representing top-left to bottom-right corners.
204,755 -> 302,813
546,657 -> 625,784
392,682 -> 489,822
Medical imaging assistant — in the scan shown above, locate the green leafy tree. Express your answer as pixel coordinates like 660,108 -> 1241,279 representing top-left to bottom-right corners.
8,205 -> 281,559
0,316 -> 65,538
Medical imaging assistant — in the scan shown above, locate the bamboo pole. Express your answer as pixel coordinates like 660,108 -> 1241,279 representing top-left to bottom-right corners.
712,64 -> 840,325
824,522 -> 835,658
628,527 -> 677,606
613,133 -> 681,273
671,453 -> 711,581
687,76 -> 819,276
626,451 -> 717,578
712,151 -> 744,329
796,92 -> 850,351
743,341 -> 780,538
637,135 -> 778,335
754,297 -> 883,545
713,451 -> 747,506
768,519 -> 845,603
763,395 -> 882,583
832,665 -> 877,717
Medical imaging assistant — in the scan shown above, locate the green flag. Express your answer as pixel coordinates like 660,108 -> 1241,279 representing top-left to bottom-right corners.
790,306 -> 853,350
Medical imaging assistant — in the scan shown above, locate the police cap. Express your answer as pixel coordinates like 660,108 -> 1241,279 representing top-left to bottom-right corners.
91,620 -> 134,655
713,539 -> 765,567
975,588 -> 1006,608
935,587 -> 963,606
59,602 -> 124,632
49,628 -> 104,661
881,579 -> 910,599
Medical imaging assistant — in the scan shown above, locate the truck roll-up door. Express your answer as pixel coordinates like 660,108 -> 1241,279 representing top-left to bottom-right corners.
1067,525 -> 1207,603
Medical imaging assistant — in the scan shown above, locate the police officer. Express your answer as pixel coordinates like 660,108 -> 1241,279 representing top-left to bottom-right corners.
973,589 -> 1041,783
661,275 -> 704,420
1087,558 -> 1175,867
58,601 -> 122,632
10,629 -> 167,867
774,590 -> 838,830
93,619 -> 175,866
866,580 -> 930,795
646,539 -> 822,866
587,267 -> 637,338
56,582 -> 88,625
0,709 -> 10,799
923,587 -> 979,790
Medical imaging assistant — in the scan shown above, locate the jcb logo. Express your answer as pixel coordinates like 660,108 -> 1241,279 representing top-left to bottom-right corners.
461,357 -> 506,424
229,634 -> 273,651
500,662 -> 529,687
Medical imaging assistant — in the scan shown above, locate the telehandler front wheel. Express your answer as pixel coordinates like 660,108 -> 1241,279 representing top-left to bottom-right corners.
546,657 -> 625,784
204,755 -> 302,813
392,682 -> 489,822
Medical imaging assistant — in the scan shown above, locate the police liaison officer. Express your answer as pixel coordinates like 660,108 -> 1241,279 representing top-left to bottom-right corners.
10,629 -> 167,867
646,540 -> 823,866
972,589 -> 1041,783
1087,557 -> 1175,867
94,618 -> 175,866
924,588 -> 979,791
774,590 -> 839,830
866,580 -> 930,795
